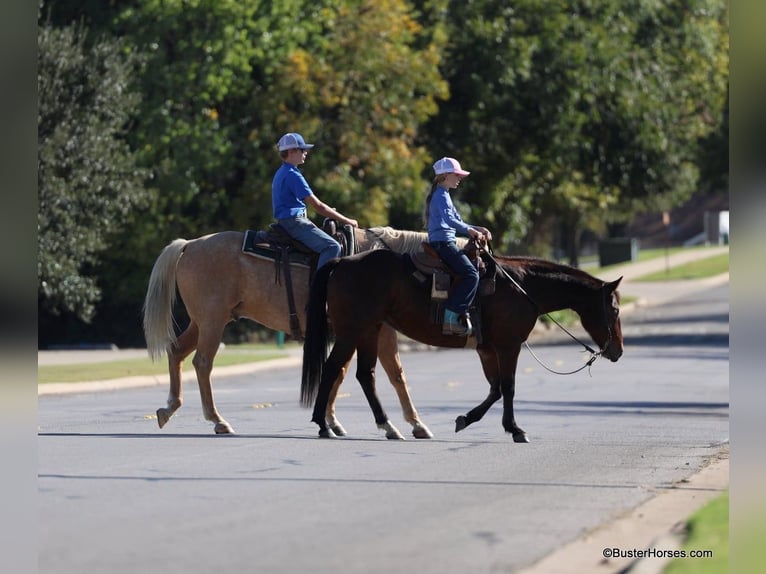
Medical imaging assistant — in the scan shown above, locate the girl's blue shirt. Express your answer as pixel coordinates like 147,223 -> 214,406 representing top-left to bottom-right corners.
272,162 -> 313,219
427,186 -> 474,242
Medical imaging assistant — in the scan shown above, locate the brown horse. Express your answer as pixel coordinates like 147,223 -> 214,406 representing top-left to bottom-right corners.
143,226 -> 453,436
301,248 -> 623,442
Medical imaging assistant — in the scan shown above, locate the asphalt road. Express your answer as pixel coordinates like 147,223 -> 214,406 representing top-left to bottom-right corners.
38,282 -> 729,574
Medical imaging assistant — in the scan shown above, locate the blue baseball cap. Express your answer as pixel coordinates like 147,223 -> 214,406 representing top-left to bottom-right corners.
277,132 -> 315,151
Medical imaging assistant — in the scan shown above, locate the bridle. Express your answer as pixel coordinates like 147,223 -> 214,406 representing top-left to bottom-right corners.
477,242 -> 615,376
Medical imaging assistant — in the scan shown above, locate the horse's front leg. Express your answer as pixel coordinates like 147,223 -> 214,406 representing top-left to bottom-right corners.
455,345 -> 503,432
455,380 -> 502,432
377,324 -> 432,439
193,324 -> 234,435
497,348 -> 528,443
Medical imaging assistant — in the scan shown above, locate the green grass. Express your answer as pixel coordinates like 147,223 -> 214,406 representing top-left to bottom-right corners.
583,245 -> 723,275
635,253 -> 729,281
664,491 -> 728,574
729,495 -> 766,573
38,344 -> 295,384
540,248 -> 726,328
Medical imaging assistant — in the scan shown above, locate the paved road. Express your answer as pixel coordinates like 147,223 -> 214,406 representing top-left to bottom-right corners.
38,276 -> 729,574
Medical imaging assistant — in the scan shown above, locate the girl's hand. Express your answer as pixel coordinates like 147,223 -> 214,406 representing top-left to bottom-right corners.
473,227 -> 492,241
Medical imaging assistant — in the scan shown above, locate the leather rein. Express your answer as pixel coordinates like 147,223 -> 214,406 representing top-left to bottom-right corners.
478,243 -> 612,376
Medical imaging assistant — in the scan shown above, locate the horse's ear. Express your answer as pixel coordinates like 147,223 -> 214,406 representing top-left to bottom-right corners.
607,277 -> 623,291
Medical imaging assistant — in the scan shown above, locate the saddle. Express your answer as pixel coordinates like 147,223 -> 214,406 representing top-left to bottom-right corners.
409,240 -> 496,342
242,219 -> 356,340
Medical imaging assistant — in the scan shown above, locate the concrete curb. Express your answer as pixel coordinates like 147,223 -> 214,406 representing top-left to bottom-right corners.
518,447 -> 729,574
38,355 -> 303,396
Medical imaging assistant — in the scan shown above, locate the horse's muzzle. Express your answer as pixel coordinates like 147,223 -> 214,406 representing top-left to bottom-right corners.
602,344 -> 623,362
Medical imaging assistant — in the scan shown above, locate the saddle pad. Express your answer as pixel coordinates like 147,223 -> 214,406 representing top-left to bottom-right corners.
242,230 -> 312,267
410,249 -> 447,275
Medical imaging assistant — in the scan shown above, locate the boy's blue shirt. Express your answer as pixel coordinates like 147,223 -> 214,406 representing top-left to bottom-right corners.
272,162 -> 313,219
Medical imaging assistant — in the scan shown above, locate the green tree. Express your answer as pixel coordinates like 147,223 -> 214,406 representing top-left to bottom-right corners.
424,0 -> 728,262
41,0 -> 449,345
269,0 -> 449,229
37,21 -> 150,322
116,0 -> 448,236
65,0 -> 313,346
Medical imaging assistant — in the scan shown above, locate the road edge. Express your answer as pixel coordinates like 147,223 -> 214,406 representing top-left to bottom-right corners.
518,445 -> 729,574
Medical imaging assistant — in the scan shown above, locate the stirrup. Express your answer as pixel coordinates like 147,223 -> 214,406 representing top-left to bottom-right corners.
443,310 -> 473,337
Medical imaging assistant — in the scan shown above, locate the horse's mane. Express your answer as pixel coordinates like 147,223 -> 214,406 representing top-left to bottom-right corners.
493,254 -> 604,288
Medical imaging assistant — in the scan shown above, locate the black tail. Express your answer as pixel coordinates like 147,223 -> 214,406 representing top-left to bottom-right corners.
300,259 -> 341,407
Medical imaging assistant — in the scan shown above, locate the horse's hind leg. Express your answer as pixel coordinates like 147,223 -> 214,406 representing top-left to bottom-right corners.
193,319 -> 234,435
325,358 -> 351,436
377,325 -> 432,439
157,322 -> 198,429
356,333 -> 404,440
313,341 -> 356,438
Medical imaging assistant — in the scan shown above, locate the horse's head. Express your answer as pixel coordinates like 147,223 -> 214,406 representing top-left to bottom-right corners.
581,277 -> 624,362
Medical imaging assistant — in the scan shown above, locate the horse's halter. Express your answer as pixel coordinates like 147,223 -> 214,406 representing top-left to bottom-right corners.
478,242 -> 613,376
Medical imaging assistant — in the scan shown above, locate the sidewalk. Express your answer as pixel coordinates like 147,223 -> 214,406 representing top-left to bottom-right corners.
596,245 -> 729,308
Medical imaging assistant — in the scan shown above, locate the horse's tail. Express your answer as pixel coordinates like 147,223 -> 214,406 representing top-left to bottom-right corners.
301,259 -> 341,407
142,239 -> 188,361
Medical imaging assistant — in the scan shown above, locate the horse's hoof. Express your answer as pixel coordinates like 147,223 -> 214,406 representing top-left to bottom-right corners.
455,415 -> 468,433
412,425 -> 434,439
214,422 -> 235,435
329,423 -> 347,437
156,408 -> 171,429
512,432 -> 530,443
380,422 -> 405,440
318,428 -> 337,439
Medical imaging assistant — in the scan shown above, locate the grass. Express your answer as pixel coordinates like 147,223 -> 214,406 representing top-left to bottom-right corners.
634,252 -> 729,281
583,245 -> 724,275
38,343 -> 296,384
664,491 -> 728,574
538,246 -> 727,328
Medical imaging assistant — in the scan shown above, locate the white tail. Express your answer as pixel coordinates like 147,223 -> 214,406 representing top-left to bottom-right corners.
142,239 -> 188,361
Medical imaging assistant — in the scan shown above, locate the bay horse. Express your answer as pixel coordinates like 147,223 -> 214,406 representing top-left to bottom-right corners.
301,248 -> 623,442
143,226 -> 453,436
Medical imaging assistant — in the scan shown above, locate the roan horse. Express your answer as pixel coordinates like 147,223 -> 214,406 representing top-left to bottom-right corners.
143,226 -> 451,437
301,247 -> 624,442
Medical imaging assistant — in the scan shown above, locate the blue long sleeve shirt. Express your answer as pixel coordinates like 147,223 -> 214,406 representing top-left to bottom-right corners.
427,186 -> 474,242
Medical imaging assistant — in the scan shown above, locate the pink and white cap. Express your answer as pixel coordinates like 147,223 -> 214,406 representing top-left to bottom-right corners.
433,157 -> 470,177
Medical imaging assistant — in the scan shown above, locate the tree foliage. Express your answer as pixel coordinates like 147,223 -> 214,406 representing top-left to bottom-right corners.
270,0 -> 449,229
38,0 -> 729,344
425,0 -> 728,260
37,20 -> 150,322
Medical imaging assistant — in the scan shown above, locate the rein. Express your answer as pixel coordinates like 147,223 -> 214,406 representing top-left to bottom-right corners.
478,243 -> 604,376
